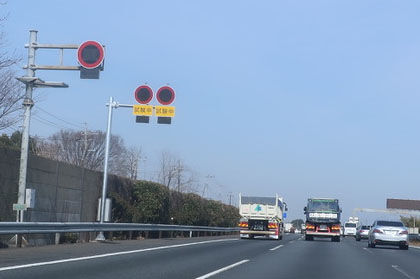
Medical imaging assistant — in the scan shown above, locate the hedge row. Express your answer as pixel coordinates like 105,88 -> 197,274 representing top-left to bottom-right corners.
110,180 -> 239,228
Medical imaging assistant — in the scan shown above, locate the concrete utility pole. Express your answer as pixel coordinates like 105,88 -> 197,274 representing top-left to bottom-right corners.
14,30 -> 103,247
16,30 -> 37,224
15,30 -> 71,227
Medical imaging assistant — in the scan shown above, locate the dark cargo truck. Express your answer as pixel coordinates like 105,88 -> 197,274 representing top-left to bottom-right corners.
304,198 -> 341,242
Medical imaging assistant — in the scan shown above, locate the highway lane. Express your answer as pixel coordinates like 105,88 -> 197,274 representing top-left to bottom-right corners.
0,234 -> 419,279
216,236 -> 420,279
0,234 -> 299,279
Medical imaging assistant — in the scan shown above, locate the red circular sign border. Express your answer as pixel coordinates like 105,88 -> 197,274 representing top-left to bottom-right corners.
134,85 -> 154,104
156,86 -> 175,105
77,41 -> 105,69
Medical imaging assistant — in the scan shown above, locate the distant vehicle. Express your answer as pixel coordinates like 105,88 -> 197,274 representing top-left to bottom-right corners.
301,224 -> 306,234
349,216 -> 359,223
284,223 -> 293,233
304,198 -> 341,242
295,229 -> 301,234
238,194 -> 287,240
368,220 -> 409,250
355,225 -> 371,241
343,222 -> 357,237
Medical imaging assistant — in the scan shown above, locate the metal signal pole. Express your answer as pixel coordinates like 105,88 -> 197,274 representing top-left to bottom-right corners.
95,97 -> 133,241
96,97 -> 114,241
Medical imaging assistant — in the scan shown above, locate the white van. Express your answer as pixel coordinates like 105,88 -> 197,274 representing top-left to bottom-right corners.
343,222 -> 357,237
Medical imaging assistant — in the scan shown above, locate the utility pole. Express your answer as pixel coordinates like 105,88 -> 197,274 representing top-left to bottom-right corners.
14,30 -> 104,247
16,30 -> 37,226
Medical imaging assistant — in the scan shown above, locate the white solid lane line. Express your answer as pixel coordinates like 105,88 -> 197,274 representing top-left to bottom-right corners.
195,259 -> 249,279
269,244 -> 284,251
391,265 -> 415,279
362,248 -> 373,254
0,238 -> 238,272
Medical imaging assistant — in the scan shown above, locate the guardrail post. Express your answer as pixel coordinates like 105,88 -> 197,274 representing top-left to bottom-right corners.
55,233 -> 60,245
189,231 -> 192,238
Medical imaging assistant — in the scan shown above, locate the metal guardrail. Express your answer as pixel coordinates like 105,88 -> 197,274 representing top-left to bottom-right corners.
0,222 -> 239,235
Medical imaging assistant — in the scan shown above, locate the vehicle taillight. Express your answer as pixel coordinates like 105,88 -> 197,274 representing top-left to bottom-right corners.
238,222 -> 248,228
373,229 -> 383,234
331,225 -> 341,230
399,230 -> 408,235
268,223 -> 278,229
306,224 -> 315,230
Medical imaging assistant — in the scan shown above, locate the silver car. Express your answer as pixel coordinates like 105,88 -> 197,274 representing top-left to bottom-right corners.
368,220 -> 409,250
356,225 -> 371,241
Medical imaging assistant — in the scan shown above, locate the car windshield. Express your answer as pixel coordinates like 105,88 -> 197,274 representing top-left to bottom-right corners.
376,221 -> 404,227
345,223 -> 356,228
307,199 -> 339,212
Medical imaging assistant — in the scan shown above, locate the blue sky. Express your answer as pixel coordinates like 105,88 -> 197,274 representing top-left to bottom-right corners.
3,0 -> 420,222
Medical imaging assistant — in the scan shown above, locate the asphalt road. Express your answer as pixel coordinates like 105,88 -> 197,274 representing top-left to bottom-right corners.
0,234 -> 419,279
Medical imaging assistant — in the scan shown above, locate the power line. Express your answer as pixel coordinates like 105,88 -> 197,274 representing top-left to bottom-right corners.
36,106 -> 84,129
32,115 -> 67,130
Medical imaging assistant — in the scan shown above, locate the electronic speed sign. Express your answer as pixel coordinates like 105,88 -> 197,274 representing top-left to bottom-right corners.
134,85 -> 153,104
156,86 -> 175,105
77,41 -> 105,69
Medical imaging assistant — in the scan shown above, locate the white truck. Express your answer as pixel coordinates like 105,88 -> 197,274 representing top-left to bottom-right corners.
238,194 -> 287,240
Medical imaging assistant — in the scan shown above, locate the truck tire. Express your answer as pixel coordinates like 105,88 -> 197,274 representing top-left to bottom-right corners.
305,235 -> 313,241
399,244 -> 409,250
331,236 -> 340,242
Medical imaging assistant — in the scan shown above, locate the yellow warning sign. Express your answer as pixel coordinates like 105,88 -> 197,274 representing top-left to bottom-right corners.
133,105 -> 153,116
155,106 -> 175,117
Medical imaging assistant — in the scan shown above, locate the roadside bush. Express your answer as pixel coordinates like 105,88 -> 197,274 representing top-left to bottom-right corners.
110,179 -> 239,227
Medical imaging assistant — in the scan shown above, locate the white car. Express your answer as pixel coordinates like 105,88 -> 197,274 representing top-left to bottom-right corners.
343,222 -> 357,237
368,220 -> 409,250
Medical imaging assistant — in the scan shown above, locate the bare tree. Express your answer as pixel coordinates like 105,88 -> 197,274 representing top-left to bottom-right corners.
35,129 -> 139,178
126,146 -> 143,180
158,151 -> 177,188
158,151 -> 197,192
0,15 -> 24,131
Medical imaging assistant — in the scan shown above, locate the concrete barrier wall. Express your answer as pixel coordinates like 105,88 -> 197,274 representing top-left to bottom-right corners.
0,147 -> 133,246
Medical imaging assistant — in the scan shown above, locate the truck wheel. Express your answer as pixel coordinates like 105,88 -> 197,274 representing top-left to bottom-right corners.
400,245 -> 409,250
331,236 -> 340,242
305,235 -> 313,241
